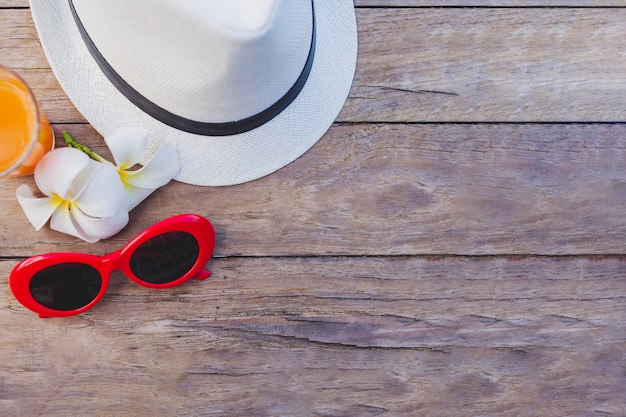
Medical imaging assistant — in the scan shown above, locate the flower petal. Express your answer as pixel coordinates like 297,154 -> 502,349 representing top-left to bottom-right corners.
121,143 -> 180,189
72,162 -> 127,218
48,200 -> 95,242
71,204 -> 129,242
122,186 -> 154,212
67,158 -> 101,196
49,202 -> 128,243
15,184 -> 62,230
104,126 -> 149,170
119,143 -> 180,210
34,148 -> 90,199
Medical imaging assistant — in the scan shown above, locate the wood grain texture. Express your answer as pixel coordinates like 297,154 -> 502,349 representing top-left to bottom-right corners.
355,0 -> 626,6
1,123 -> 625,256
346,8 -> 626,122
0,0 -> 25,7
4,1 -> 626,7
1,3 -> 625,417
1,8 -> 626,123
1,256 -> 625,416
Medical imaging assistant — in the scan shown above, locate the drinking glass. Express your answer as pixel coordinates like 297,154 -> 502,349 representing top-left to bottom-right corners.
0,65 -> 54,178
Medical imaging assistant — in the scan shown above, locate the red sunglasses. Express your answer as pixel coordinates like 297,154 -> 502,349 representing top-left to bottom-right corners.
9,214 -> 215,318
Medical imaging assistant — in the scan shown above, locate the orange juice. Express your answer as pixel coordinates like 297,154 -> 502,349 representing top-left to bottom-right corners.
0,66 -> 54,178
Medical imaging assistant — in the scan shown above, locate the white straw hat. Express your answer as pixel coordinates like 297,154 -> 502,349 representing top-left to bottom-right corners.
29,0 -> 358,186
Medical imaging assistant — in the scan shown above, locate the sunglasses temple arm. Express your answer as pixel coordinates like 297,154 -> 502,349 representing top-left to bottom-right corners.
196,268 -> 211,281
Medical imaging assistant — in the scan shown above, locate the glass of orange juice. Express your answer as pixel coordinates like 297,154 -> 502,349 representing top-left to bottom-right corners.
0,65 -> 54,178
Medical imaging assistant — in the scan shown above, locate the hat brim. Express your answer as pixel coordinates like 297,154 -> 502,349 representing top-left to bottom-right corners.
29,0 -> 358,186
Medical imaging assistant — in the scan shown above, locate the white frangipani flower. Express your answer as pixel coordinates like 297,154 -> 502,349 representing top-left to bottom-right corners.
16,147 -> 129,243
16,127 -> 180,242
103,127 -> 180,210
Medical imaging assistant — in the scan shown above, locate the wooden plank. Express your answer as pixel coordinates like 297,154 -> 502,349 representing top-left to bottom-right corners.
346,7 -> 626,122
355,0 -> 626,5
0,0 -> 25,7
2,8 -> 626,123
1,256 -> 624,415
1,123 -> 625,256
3,1 -> 626,8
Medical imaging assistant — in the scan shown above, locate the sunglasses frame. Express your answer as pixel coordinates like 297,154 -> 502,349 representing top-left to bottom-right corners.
10,213 -> 215,318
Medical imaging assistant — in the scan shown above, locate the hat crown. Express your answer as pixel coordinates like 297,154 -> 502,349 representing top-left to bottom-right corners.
197,0 -> 276,33
71,0 -> 313,124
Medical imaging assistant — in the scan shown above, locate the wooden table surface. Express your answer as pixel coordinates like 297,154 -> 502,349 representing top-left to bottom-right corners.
1,1 -> 625,416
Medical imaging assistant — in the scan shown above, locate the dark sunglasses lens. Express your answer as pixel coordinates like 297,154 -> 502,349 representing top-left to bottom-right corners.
130,231 -> 200,284
30,263 -> 103,311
